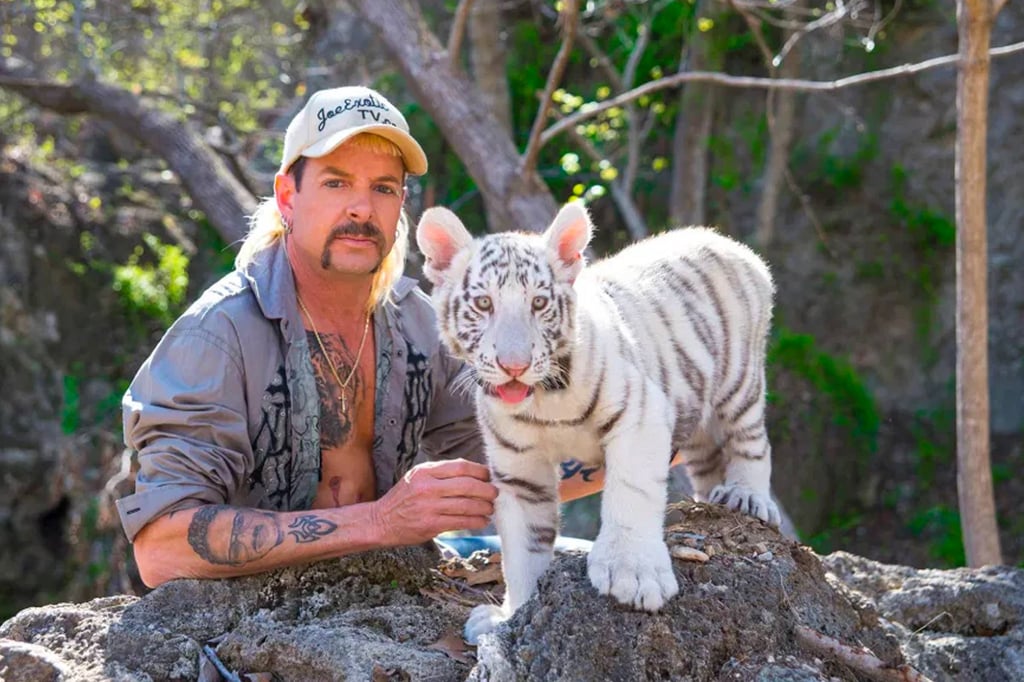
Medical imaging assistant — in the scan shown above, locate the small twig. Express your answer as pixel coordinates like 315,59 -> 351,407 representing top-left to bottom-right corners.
775,0 -> 862,66
539,40 -> 1024,147
727,0 -> 777,76
521,0 -> 580,175
546,102 -> 648,239
783,162 -> 836,259
910,611 -> 953,635
794,625 -> 934,682
620,20 -> 649,192
447,0 -> 476,68
430,569 -> 502,604
575,30 -> 624,89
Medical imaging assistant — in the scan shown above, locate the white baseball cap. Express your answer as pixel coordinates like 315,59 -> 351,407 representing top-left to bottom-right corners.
279,86 -> 428,176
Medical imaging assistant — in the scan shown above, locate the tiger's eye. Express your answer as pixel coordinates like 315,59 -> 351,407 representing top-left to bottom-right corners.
532,296 -> 548,311
474,295 -> 493,311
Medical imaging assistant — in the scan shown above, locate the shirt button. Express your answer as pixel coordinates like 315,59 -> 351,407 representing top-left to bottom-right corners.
388,418 -> 397,426
396,349 -> 404,357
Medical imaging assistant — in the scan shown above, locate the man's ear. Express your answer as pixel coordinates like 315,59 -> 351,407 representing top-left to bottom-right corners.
274,172 -> 296,226
543,201 -> 593,284
415,207 -> 474,285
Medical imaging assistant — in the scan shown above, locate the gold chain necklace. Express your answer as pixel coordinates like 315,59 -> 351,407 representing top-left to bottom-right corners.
296,293 -> 371,414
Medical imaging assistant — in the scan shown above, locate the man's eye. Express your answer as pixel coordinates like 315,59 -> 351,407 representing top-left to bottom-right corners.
324,179 -> 345,188
532,296 -> 549,311
473,295 -> 493,312
375,185 -> 398,195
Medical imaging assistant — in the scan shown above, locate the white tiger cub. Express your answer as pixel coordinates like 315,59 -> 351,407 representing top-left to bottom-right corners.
416,202 -> 780,644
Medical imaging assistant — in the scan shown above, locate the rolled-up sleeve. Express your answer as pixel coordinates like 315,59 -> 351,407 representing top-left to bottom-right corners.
420,350 -> 485,465
116,326 -> 255,541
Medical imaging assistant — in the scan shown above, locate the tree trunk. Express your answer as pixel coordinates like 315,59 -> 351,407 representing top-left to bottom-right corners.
469,1 -> 513,135
0,61 -> 256,245
954,0 -> 1002,567
468,0 -> 516,232
754,2 -> 803,248
347,0 -> 557,233
668,2 -> 723,227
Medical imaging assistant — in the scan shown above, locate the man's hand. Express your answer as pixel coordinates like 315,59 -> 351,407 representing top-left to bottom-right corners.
371,459 -> 497,546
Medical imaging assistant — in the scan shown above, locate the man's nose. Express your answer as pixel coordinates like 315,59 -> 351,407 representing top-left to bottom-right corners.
346,190 -> 373,222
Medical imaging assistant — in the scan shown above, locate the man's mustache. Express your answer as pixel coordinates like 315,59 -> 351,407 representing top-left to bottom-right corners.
320,221 -> 385,269
328,221 -> 384,243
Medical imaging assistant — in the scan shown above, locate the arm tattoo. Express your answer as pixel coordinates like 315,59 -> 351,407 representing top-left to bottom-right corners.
559,458 -> 603,482
187,505 -> 285,565
288,515 -> 339,543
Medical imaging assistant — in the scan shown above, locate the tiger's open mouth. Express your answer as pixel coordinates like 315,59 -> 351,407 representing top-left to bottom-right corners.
483,380 -> 535,404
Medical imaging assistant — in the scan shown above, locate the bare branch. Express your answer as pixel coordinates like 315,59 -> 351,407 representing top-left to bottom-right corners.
795,625 -> 934,682
348,0 -> 557,232
447,0 -> 476,68
0,58 -> 256,244
775,0 -> 862,66
521,0 -> 580,175
540,40 -> 1024,147
576,31 -> 624,89
550,105 -> 648,240
728,0 -> 777,74
621,20 -> 651,192
621,23 -> 649,90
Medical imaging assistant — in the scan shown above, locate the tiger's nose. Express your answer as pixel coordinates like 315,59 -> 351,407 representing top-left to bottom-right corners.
496,359 -> 529,378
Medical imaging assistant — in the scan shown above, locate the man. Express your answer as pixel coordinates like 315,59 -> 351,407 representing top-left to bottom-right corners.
117,86 -> 603,588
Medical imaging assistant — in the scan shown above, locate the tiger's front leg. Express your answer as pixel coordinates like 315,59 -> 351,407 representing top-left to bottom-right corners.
464,450 -> 559,645
589,381 -> 679,610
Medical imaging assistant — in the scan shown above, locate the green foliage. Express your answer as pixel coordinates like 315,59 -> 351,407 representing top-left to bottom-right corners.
888,164 -> 955,353
799,127 -> 880,191
805,511 -> 865,554
112,233 -> 189,326
1,0 -> 306,135
908,505 -> 966,567
890,165 -> 956,252
768,329 -> 880,457
61,368 -> 81,435
909,399 -> 955,484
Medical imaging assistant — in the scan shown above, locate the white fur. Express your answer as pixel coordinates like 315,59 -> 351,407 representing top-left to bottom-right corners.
417,203 -> 779,644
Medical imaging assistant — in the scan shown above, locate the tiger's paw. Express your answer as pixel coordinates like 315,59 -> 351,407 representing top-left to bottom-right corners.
464,603 -> 510,645
588,533 -> 679,611
709,484 -> 781,527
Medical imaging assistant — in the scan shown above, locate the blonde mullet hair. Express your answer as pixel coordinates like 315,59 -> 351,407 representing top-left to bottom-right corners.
235,133 -> 410,313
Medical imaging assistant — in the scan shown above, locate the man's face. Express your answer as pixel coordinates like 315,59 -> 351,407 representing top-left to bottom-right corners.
276,141 -> 405,280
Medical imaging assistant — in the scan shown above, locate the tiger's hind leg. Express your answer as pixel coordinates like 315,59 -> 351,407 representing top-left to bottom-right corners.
676,419 -> 727,501
707,369 -> 781,526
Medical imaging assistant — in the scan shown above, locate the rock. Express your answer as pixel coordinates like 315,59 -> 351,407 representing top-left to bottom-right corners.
471,502 -> 903,681
2,504 -> 1023,681
822,551 -> 1024,681
1,546 -> 473,682
0,639 -> 74,682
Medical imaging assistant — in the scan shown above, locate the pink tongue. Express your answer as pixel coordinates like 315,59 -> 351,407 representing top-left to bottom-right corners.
495,381 -> 531,404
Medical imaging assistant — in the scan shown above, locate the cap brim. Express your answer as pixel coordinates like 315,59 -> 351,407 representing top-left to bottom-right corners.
301,124 -> 428,176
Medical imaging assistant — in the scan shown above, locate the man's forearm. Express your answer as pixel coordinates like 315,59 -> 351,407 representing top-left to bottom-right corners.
558,452 -> 684,502
133,503 -> 384,587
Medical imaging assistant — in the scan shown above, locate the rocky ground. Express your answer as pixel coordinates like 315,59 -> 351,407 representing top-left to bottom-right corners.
2,502 -> 1021,681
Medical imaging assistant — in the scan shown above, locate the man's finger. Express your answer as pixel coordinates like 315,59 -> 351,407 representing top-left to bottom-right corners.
432,476 -> 499,501
435,497 -> 494,518
433,514 -> 493,532
419,459 -> 491,481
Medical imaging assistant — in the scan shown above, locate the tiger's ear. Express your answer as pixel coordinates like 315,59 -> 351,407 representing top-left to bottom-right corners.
544,201 -> 593,284
416,207 -> 474,285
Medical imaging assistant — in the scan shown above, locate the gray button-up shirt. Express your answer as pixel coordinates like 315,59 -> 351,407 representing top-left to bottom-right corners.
116,237 -> 483,542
